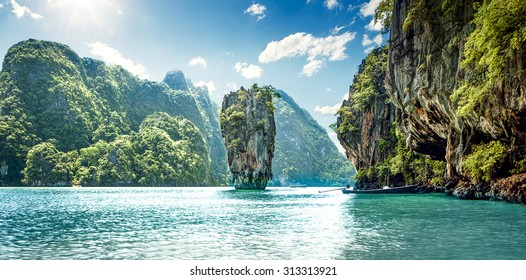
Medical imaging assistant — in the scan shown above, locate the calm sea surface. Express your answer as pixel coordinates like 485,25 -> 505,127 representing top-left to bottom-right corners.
1,187 -> 525,260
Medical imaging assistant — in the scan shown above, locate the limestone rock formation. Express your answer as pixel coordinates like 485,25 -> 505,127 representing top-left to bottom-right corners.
336,47 -> 399,188
220,85 -> 277,189
386,0 -> 526,201
337,48 -> 395,166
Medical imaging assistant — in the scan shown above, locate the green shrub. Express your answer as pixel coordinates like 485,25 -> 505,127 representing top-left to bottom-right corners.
462,141 -> 508,183
511,155 -> 526,174
452,0 -> 526,117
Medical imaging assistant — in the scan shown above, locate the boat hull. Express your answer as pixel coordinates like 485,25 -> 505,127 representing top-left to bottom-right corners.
342,185 -> 418,194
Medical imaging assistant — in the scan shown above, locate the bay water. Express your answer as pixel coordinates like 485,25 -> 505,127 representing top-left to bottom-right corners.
1,187 -> 525,260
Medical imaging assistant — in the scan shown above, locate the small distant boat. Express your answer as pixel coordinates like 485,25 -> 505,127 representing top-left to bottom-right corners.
342,184 -> 419,194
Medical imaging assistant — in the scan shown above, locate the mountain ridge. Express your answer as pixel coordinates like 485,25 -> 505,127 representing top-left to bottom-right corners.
0,39 -> 354,187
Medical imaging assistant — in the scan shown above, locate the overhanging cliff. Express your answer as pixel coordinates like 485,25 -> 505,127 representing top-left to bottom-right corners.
387,0 -> 526,201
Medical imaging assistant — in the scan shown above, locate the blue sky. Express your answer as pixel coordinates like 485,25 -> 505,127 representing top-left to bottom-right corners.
0,0 -> 386,152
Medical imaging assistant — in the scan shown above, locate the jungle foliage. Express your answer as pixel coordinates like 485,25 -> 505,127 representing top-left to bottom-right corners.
451,0 -> 526,117
0,39 -> 219,186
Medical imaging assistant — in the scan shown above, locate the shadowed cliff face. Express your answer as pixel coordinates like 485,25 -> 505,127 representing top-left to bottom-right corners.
387,0 -> 526,201
220,86 -> 276,189
386,0 -> 471,174
337,47 -> 399,188
336,46 -> 446,189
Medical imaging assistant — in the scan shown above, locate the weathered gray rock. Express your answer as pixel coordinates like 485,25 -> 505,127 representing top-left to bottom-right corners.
387,0 -> 526,200
163,70 -> 189,91
336,47 -> 399,189
220,86 -> 276,189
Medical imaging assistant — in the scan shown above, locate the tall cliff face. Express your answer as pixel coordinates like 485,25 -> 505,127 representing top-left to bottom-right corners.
163,70 -> 190,91
337,47 -> 396,171
387,0 -> 472,167
272,90 -> 353,186
387,0 -> 526,201
220,85 -> 276,189
336,46 -> 445,189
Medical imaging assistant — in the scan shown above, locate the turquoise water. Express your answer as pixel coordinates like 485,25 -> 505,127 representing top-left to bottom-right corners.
1,187 -> 525,260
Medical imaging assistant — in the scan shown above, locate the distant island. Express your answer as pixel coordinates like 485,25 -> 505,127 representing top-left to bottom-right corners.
220,85 -> 278,190
0,39 -> 352,187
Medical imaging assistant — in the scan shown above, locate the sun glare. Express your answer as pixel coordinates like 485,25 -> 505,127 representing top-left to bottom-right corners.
49,0 -> 120,33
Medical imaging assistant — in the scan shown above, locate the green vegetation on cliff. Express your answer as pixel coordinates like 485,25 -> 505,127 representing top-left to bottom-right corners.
355,125 -> 446,187
462,140 -> 508,184
21,113 -> 210,186
0,39 -> 222,186
336,45 -> 445,188
220,84 -> 278,189
452,0 -> 526,117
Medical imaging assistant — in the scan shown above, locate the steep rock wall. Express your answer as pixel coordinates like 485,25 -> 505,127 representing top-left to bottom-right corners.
387,0 -> 526,200
220,86 -> 276,189
336,47 -> 399,188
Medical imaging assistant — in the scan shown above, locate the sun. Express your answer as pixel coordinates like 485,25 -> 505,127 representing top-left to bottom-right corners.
49,0 -> 121,32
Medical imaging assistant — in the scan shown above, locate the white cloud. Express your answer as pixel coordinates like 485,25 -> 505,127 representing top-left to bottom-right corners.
234,62 -> 263,79
314,103 -> 341,115
362,34 -> 373,46
301,60 -> 325,77
326,88 -> 332,92
315,93 -> 347,115
189,56 -> 207,68
259,31 -> 355,76
325,0 -> 339,10
373,34 -> 383,45
365,18 -> 382,31
87,41 -> 148,78
226,82 -> 238,91
362,34 -> 383,46
348,4 -> 359,12
117,10 -> 123,15
244,3 -> 266,21
360,0 -> 381,17
259,32 -> 356,63
331,25 -> 345,35
10,0 -> 43,19
364,46 -> 377,54
0,3 -> 4,8
195,81 -> 216,93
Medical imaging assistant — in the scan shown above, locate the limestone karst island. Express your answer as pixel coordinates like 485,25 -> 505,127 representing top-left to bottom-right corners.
220,85 -> 279,190
1,0 -> 526,264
